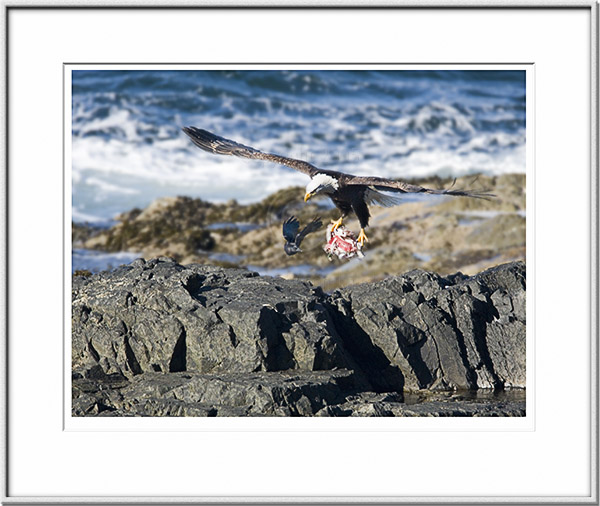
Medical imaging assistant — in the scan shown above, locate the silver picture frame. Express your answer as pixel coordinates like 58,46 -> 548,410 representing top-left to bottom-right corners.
2,1 -> 597,503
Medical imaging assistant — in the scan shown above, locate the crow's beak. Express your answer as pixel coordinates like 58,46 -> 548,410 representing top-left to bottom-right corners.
304,192 -> 312,202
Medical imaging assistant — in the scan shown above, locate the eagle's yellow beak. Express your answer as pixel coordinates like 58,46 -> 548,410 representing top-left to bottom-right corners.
304,192 -> 313,202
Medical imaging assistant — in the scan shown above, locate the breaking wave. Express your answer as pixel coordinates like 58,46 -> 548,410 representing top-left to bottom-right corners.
71,69 -> 526,223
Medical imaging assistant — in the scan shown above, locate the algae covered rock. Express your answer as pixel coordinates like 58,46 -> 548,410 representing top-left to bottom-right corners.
77,173 -> 526,289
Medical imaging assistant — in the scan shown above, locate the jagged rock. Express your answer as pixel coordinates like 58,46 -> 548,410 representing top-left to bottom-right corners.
316,390 -> 526,417
72,369 -> 359,417
72,258 -> 526,416
330,262 -> 525,391
72,257 -> 361,381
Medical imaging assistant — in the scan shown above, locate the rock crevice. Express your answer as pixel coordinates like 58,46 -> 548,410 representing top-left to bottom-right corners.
72,258 -> 526,416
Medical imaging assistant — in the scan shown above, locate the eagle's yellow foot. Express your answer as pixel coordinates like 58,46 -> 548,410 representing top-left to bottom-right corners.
331,217 -> 344,232
357,228 -> 369,246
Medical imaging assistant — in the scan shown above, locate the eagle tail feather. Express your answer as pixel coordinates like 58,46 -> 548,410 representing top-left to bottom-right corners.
366,187 -> 406,207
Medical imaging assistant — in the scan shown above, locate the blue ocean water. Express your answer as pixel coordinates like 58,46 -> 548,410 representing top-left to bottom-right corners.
71,69 -> 526,224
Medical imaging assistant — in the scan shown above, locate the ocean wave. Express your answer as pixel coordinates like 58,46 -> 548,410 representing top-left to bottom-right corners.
71,69 -> 526,222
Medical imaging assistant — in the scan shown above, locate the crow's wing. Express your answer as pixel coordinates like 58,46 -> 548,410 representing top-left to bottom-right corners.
282,216 -> 300,243
296,217 -> 323,247
183,127 -> 324,177
345,175 -> 494,200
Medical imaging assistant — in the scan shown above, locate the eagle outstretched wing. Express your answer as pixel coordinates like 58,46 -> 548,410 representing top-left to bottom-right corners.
182,127 -> 322,177
345,175 -> 494,200
183,127 -> 494,201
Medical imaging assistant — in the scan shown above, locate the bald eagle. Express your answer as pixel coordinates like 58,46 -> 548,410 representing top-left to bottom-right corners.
182,127 -> 493,245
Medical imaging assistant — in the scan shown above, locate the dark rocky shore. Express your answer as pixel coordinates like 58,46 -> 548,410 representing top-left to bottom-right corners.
72,258 -> 526,417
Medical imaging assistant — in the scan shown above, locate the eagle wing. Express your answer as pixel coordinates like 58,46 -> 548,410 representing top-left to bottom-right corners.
296,217 -> 323,247
282,216 -> 300,243
345,175 -> 494,200
183,127 -> 321,177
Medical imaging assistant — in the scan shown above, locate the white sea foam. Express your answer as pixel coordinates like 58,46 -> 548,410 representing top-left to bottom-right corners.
72,123 -> 524,221
77,108 -> 142,141
85,176 -> 140,195
71,75 -> 525,222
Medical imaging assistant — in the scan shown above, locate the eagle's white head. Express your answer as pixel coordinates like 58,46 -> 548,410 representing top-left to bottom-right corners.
304,173 -> 339,202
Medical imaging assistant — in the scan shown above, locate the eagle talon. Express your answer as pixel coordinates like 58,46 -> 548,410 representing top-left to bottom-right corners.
331,217 -> 344,232
357,229 -> 369,246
